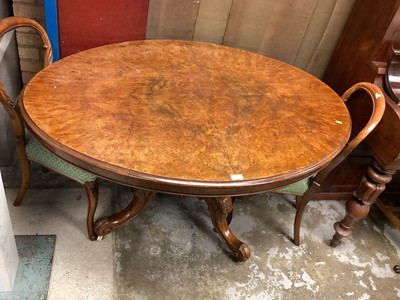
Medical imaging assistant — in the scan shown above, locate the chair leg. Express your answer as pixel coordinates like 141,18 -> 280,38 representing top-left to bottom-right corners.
293,185 -> 319,246
293,195 -> 311,246
83,179 -> 99,241
13,147 -> 30,206
295,195 -> 301,208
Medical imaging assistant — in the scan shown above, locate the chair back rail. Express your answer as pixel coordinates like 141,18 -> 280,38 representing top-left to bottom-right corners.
313,82 -> 386,187
0,16 -> 53,67
0,17 -> 53,167
0,82 -> 25,142
291,82 -> 386,246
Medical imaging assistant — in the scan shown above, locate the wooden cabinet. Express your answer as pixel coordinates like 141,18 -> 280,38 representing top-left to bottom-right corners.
318,0 -> 400,229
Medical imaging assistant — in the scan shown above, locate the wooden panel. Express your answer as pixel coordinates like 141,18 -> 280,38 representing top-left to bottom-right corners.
313,156 -> 369,201
314,0 -> 400,204
223,0 -> 318,64
57,0 -> 149,58
302,0 -> 356,77
193,0 -> 232,44
323,0 -> 400,95
145,0 -> 355,77
146,0 -> 200,40
294,0 -> 337,70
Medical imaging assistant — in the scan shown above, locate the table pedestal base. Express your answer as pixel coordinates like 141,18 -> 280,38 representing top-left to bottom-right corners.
202,196 -> 251,261
94,189 -> 156,239
94,191 -> 250,261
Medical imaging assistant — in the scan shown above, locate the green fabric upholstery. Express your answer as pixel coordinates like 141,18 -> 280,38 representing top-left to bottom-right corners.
276,176 -> 314,196
25,132 -> 96,184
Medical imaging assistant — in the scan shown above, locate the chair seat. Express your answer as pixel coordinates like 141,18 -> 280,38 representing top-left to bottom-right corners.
25,132 -> 96,184
275,176 -> 313,196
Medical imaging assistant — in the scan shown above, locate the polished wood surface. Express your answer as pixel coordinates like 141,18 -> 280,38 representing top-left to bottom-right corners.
19,40 -> 351,260
20,40 -> 351,196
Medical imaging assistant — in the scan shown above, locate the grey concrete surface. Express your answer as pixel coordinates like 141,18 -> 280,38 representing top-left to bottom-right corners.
2,161 -> 400,299
114,189 -> 400,300
5,187 -> 114,300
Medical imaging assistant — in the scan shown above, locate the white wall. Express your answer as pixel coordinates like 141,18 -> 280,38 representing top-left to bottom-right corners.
0,172 -> 19,291
0,12 -> 20,290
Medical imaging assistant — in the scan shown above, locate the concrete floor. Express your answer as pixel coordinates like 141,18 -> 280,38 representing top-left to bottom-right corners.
113,189 -> 400,300
2,162 -> 400,299
6,187 -> 114,299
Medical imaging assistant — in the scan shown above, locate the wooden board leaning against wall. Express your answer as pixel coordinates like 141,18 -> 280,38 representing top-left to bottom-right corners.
146,0 -> 356,78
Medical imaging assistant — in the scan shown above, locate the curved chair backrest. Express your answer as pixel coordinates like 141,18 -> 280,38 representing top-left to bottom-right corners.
0,16 -> 53,67
0,18 -> 100,241
313,82 -> 386,184
0,16 -> 53,147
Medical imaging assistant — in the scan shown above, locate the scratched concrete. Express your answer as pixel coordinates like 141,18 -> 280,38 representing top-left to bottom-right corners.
114,187 -> 400,300
2,161 -> 400,299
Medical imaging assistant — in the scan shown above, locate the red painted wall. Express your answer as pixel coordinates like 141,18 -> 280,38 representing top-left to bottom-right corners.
57,0 -> 149,58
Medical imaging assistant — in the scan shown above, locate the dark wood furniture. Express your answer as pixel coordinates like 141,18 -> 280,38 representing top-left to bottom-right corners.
318,0 -> 400,243
288,83 -> 385,246
19,40 -> 351,261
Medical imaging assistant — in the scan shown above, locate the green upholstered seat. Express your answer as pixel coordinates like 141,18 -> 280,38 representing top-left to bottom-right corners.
276,176 -> 314,196
25,132 -> 96,184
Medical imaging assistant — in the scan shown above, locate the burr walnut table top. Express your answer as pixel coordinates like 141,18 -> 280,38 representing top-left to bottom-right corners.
20,40 -> 351,196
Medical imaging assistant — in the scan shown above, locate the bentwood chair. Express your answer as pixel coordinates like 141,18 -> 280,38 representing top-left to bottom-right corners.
275,82 -> 386,246
0,16 -> 99,240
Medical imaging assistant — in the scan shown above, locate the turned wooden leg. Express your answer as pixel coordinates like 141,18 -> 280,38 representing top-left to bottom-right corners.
83,180 -> 99,241
202,197 -> 251,261
94,188 -> 155,240
332,159 -> 395,246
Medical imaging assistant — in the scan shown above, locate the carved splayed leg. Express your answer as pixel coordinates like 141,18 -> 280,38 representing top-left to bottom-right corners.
226,196 -> 236,225
95,189 -> 155,240
332,160 -> 394,246
202,196 -> 251,261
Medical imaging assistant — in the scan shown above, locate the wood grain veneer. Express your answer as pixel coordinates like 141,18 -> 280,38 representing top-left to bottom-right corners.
20,40 -> 351,196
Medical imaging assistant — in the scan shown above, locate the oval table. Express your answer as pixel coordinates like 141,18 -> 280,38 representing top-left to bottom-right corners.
19,40 -> 351,261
